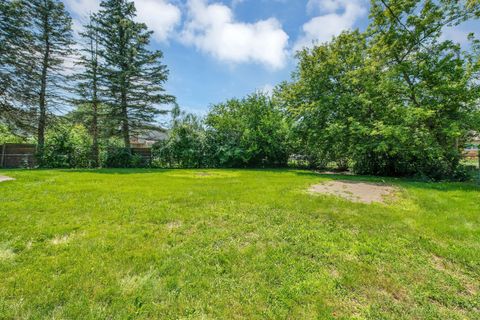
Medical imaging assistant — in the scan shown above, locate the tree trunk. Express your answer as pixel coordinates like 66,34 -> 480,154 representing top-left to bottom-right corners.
91,63 -> 99,167
92,101 -> 99,167
121,89 -> 130,149
38,13 -> 50,153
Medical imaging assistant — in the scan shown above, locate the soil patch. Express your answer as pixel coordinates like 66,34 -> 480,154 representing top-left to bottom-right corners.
309,180 -> 397,204
0,176 -> 14,183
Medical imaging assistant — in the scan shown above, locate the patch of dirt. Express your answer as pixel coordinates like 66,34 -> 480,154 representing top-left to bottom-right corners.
309,180 -> 397,204
50,235 -> 71,245
196,172 -> 212,177
316,170 -> 354,175
166,220 -> 183,230
0,175 -> 14,183
0,247 -> 15,261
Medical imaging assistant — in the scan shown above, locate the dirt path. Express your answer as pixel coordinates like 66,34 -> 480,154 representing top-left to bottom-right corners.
309,180 -> 397,204
0,176 -> 14,183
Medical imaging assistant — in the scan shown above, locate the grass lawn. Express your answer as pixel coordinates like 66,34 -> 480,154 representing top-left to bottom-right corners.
0,169 -> 479,319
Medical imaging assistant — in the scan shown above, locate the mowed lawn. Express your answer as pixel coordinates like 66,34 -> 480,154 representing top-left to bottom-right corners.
0,169 -> 479,319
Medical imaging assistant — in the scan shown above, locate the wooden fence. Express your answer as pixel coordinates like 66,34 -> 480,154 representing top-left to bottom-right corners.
0,143 -> 36,168
131,147 -> 152,165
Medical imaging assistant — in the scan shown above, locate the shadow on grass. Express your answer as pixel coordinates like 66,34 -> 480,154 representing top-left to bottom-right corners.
6,167 -> 480,192
58,168 -> 174,175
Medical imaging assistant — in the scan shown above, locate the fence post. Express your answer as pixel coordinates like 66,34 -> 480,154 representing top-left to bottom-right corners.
1,144 -> 5,168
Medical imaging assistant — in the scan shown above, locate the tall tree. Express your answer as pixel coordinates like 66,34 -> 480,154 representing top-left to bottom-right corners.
73,15 -> 102,167
0,0 -> 35,133
28,0 -> 74,151
95,0 -> 175,148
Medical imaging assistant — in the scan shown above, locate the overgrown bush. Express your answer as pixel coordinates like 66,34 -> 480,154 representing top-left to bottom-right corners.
205,92 -> 289,168
0,124 -> 26,144
102,142 -> 150,168
152,110 -> 207,168
40,125 -> 92,168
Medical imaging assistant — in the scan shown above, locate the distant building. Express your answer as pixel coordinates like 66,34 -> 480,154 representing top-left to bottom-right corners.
464,134 -> 479,160
130,129 -> 168,148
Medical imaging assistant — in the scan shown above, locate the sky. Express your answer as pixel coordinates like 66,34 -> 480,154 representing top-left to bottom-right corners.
63,0 -> 479,115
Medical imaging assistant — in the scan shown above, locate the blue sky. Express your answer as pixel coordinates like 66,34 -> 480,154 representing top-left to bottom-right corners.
63,0 -> 479,114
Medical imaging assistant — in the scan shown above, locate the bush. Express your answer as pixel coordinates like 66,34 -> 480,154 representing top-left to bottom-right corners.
0,124 -> 26,144
103,147 -> 132,168
40,125 -> 92,168
205,92 -> 289,168
152,111 -> 207,168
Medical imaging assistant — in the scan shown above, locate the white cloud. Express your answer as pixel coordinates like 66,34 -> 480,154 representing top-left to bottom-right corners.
135,0 -> 181,42
64,0 -> 100,18
181,0 -> 289,69
295,0 -> 367,51
64,0 -> 181,42
260,84 -> 274,96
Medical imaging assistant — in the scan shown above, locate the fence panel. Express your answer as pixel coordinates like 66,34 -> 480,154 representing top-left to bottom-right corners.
0,144 -> 36,168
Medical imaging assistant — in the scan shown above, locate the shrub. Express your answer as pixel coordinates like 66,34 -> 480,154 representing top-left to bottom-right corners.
152,111 -> 207,168
205,92 -> 289,168
40,124 -> 92,168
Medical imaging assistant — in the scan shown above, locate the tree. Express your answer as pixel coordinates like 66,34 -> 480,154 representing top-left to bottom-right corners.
364,0 -> 480,177
278,31 -> 368,169
279,0 -> 480,179
0,0 -> 36,133
72,15 -> 102,167
28,0 -> 74,152
95,0 -> 175,149
205,92 -> 289,167
153,106 -> 207,168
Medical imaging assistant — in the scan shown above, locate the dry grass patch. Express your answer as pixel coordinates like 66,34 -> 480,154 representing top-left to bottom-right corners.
309,180 -> 398,204
0,175 -> 14,183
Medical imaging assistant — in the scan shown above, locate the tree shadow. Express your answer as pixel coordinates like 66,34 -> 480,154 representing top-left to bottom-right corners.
58,168 -> 174,175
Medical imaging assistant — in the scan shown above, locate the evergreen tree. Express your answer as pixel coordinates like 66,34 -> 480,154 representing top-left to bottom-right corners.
95,0 -> 175,148
0,0 -> 36,133
28,0 -> 74,151
73,15 -> 102,167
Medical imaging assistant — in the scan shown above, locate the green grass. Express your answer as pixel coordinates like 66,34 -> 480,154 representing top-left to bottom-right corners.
0,169 -> 479,319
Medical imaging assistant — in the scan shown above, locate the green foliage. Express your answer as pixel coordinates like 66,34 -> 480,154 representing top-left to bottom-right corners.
94,0 -> 175,148
205,92 -> 289,167
278,1 -> 480,180
0,0 -> 37,133
40,124 -> 93,168
0,124 -> 25,144
28,0 -> 74,148
101,139 -> 150,168
72,15 -> 102,167
152,108 -> 206,168
103,147 -> 133,168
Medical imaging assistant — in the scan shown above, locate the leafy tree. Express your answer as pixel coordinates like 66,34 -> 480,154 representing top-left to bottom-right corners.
153,106 -> 207,168
280,0 -> 480,179
0,124 -> 26,144
205,92 -> 289,167
363,0 -> 480,178
28,0 -> 74,152
277,31 -> 368,169
95,0 -> 175,148
42,124 -> 93,168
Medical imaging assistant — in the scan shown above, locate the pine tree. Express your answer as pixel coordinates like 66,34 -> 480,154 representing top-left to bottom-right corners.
28,0 -> 74,151
0,0 -> 36,133
73,15 -> 102,167
95,0 -> 175,148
